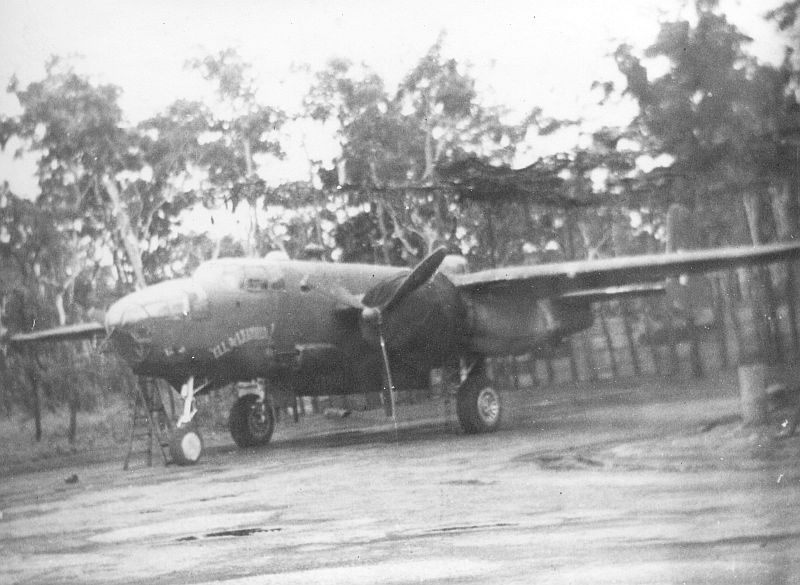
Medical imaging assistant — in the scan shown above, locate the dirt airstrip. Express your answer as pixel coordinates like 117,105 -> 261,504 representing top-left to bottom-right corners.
2,371 -> 799,584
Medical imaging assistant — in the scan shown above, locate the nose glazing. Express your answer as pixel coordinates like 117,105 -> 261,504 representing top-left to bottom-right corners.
105,280 -> 196,330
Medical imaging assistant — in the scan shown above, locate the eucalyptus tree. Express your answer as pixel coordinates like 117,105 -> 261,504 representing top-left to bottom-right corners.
305,40 -> 532,264
186,49 -> 286,256
608,0 -> 800,362
613,0 -> 800,246
0,57 -> 147,291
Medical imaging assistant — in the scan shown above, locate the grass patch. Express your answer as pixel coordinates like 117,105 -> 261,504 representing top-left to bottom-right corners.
0,395 -> 132,472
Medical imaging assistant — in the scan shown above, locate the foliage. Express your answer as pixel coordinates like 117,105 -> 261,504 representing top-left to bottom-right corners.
186,49 -> 287,256
2,4 -> 800,432
611,2 -> 800,245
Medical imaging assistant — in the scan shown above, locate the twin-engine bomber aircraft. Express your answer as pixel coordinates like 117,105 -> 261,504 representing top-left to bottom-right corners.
8,241 -> 800,463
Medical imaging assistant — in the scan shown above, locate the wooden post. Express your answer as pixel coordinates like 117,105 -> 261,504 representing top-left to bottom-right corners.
738,362 -> 767,426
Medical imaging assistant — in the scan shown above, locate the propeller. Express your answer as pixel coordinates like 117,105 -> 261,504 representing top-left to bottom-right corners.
361,247 -> 448,418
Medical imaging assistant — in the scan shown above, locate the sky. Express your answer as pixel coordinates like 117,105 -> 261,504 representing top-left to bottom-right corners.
0,0 -> 788,206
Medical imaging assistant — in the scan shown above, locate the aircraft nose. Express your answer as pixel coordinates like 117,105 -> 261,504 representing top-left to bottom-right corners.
105,279 -> 199,330
105,296 -> 149,330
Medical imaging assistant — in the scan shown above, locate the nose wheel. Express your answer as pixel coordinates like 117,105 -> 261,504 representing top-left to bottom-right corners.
170,376 -> 205,465
170,426 -> 204,465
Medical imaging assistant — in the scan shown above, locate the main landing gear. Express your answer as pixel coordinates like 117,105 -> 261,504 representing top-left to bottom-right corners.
456,360 -> 502,434
168,377 -> 276,463
229,393 -> 276,448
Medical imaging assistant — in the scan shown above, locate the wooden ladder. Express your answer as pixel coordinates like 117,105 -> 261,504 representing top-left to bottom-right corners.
123,377 -> 173,469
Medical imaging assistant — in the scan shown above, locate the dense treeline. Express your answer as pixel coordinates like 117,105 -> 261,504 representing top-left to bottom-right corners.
1,1 -> 799,441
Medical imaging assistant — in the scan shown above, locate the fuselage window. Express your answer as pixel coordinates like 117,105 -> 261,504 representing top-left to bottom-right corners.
244,278 -> 269,291
243,266 -> 271,292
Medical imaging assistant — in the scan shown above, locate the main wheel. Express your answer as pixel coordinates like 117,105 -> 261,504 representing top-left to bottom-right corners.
170,427 -> 203,465
229,394 -> 275,448
456,375 -> 502,434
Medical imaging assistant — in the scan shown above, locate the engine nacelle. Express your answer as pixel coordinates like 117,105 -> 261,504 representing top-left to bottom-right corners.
361,272 -> 467,366
463,292 -> 594,356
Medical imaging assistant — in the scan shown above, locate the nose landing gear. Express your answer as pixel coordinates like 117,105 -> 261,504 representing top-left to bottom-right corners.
170,376 -> 208,465
170,426 -> 204,465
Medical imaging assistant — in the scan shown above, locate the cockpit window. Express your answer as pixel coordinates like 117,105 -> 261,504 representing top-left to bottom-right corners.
244,266 -> 270,291
194,262 -> 244,290
143,297 -> 190,319
194,261 -> 285,293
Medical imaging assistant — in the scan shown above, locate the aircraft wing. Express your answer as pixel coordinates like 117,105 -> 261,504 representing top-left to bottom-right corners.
452,241 -> 800,298
7,322 -> 106,346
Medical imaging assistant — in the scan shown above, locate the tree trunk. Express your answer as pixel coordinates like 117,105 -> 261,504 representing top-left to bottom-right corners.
710,276 -> 729,368
242,138 -> 261,257
741,190 -> 778,361
642,309 -> 662,375
687,323 -> 704,378
620,300 -> 641,376
68,394 -> 79,445
738,362 -> 767,426
567,339 -> 580,382
102,178 -> 146,289
32,379 -> 42,442
23,350 -> 42,442
486,206 -> 496,268
376,200 -> 393,265
597,306 -> 618,378
721,271 -> 747,362
742,192 -> 762,246
582,329 -> 598,382
770,181 -> 800,353
423,121 -> 435,181
527,354 -> 539,388
544,357 -> 554,386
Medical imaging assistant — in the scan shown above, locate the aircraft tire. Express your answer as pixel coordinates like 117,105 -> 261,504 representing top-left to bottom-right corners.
170,427 -> 203,465
229,394 -> 275,448
456,375 -> 502,434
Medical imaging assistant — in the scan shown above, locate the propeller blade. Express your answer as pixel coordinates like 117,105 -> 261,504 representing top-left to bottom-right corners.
382,246 -> 448,312
360,247 -> 449,423
375,316 -> 397,419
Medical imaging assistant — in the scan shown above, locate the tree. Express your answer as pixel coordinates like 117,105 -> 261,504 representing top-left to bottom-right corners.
613,2 -> 800,246
186,49 -> 286,257
0,57 -> 150,290
607,0 -> 800,364
305,40 -> 534,265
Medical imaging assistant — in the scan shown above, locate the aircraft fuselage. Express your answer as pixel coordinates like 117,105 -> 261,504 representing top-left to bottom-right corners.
104,256 -> 595,396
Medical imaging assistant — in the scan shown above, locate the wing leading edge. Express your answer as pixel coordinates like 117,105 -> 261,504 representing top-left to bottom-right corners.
7,322 -> 106,346
452,241 -> 800,297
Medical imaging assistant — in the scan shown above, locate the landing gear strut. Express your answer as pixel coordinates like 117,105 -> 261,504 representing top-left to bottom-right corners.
456,360 -> 502,434
170,376 -> 204,465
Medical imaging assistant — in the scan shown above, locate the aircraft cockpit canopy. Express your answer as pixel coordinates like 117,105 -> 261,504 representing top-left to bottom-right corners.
193,261 -> 287,292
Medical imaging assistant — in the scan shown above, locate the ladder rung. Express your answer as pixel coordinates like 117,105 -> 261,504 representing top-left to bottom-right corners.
124,377 -> 173,469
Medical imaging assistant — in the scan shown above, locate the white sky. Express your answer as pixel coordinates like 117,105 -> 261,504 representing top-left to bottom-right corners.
0,0 -> 787,205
